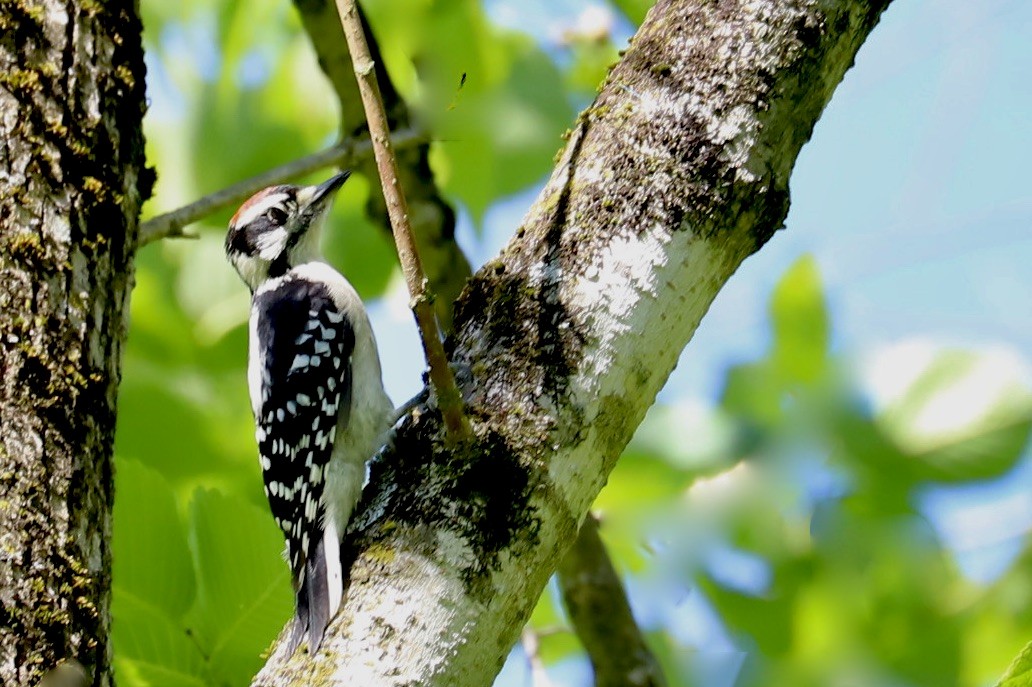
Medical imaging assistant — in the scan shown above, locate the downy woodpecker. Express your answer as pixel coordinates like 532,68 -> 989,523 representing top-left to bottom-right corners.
225,171 -> 394,653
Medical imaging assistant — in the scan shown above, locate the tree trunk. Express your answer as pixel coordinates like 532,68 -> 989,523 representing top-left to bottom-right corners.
254,0 -> 891,684
0,0 -> 148,685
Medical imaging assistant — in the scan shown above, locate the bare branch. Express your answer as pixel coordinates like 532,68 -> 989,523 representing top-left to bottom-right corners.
292,0 -> 471,331
136,129 -> 422,247
334,0 -> 470,442
558,516 -> 666,687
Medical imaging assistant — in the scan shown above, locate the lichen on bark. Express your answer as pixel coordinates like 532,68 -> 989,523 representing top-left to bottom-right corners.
0,0 -> 148,684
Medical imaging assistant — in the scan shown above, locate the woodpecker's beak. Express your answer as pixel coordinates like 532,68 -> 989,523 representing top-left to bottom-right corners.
309,171 -> 352,207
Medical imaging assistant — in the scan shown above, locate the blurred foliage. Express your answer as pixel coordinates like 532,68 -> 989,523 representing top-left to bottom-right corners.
363,0 -> 574,221
527,256 -> 1032,687
115,0 -> 1031,685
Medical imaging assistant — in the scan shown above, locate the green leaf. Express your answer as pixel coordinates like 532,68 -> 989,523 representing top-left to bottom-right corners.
430,33 -> 572,221
564,39 -> 621,99
116,372 -> 241,487
111,591 -> 207,687
526,581 -> 581,666
875,348 -> 1032,482
720,360 -> 783,427
997,642 -> 1032,687
699,573 -> 795,656
769,255 -> 829,384
112,461 -> 204,687
113,460 -> 195,620
536,628 -> 583,667
188,33 -> 337,201
363,0 -> 572,223
188,488 -> 292,685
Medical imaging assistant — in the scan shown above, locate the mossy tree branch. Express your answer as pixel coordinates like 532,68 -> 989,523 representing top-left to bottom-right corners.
254,0 -> 892,683
558,515 -> 665,687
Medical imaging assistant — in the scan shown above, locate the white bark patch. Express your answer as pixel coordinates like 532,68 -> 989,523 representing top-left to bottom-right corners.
329,552 -> 470,683
552,232 -> 729,512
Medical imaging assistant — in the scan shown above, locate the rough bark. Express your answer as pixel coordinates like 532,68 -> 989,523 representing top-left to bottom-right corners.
254,0 -> 891,684
0,1 -> 148,685
293,0 -> 470,330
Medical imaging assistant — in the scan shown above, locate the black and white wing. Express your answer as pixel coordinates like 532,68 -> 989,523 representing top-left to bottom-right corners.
250,277 -> 354,649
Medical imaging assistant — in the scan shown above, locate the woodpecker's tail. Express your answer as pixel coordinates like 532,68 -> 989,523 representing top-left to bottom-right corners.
286,520 -> 344,654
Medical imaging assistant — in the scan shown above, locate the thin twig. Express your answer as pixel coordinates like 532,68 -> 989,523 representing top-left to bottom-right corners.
136,128 -> 422,247
333,0 -> 471,443
558,515 -> 667,687
291,0 -> 472,332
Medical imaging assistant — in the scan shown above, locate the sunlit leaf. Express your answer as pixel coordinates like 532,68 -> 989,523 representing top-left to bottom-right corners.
874,348 -> 1032,482
996,640 -> 1032,686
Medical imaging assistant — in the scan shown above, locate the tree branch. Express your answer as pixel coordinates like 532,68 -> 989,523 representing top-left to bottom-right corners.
253,0 -> 892,683
558,515 -> 665,687
333,0 -> 470,442
136,129 -> 422,247
292,0 -> 470,331
301,0 -> 646,654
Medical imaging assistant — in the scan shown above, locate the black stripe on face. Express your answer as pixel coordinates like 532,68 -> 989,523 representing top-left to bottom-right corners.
225,186 -> 299,258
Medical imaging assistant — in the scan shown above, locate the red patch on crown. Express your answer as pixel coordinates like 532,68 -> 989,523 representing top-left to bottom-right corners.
230,187 -> 281,228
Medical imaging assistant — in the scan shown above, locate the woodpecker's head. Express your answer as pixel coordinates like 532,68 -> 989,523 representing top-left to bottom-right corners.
225,171 -> 351,291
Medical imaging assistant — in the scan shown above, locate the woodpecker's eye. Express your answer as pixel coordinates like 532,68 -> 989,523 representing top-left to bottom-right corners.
265,207 -> 288,225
